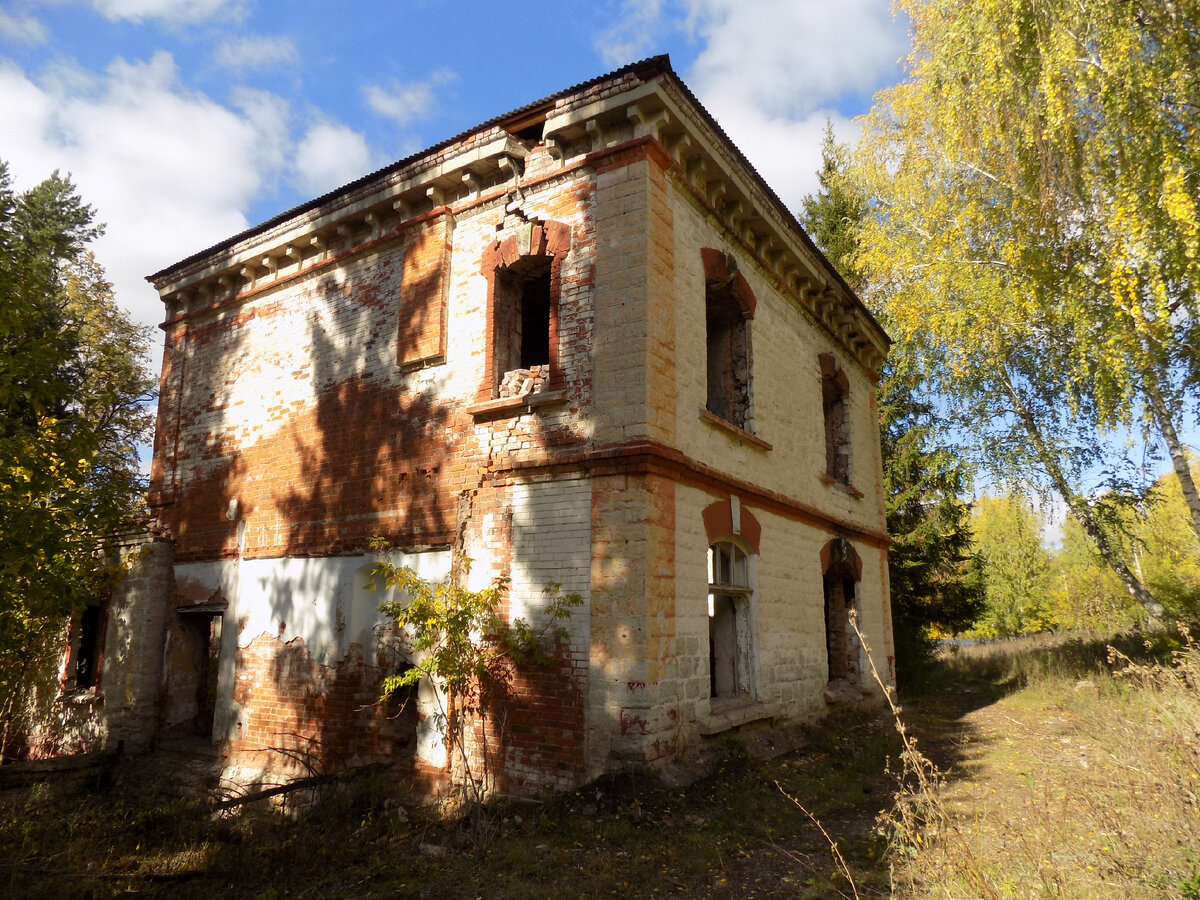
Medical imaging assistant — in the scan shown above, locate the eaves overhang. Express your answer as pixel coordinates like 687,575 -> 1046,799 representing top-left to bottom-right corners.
147,54 -> 889,373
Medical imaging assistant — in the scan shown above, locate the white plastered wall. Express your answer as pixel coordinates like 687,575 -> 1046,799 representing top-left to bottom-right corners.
172,548 -> 450,765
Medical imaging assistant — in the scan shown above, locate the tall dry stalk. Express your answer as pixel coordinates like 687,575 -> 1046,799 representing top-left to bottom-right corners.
849,612 -> 999,900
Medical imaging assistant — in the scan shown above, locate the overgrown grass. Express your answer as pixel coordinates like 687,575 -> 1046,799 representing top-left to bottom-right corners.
3,627 -> 1197,898
0,714 -> 899,899
881,626 -> 1200,898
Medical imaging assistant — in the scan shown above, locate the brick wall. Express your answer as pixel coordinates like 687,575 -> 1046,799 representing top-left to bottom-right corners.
148,153 -> 617,795
227,634 -> 418,776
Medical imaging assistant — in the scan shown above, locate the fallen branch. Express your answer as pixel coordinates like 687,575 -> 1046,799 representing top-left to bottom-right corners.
211,761 -> 393,812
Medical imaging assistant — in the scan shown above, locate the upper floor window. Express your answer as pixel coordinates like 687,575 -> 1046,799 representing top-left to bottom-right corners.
701,249 -> 756,430
478,218 -> 572,404
494,256 -> 552,396
819,353 -> 851,485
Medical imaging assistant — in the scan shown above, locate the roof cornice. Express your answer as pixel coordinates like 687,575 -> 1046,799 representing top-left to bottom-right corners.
148,55 -> 888,374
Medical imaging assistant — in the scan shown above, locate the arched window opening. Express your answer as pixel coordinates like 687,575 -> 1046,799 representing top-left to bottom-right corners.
706,290 -> 751,426
822,537 -> 862,684
479,218 -> 571,404
708,540 -> 754,700
495,255 -> 552,396
702,248 -> 755,430
819,353 -> 851,484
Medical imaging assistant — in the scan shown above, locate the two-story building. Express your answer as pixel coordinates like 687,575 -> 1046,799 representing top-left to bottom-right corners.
51,56 -> 893,797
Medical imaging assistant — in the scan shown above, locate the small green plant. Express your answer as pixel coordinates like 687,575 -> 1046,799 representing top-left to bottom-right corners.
366,537 -> 581,813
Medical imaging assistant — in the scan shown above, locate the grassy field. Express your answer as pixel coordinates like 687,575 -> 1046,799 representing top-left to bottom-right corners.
2,629 -> 1197,898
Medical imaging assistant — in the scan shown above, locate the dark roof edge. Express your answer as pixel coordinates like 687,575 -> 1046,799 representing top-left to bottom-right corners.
651,70 -> 890,345
147,55 -> 675,283
146,53 -> 888,346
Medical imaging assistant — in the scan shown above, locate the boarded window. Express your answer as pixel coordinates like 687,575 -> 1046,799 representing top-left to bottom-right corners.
397,211 -> 453,371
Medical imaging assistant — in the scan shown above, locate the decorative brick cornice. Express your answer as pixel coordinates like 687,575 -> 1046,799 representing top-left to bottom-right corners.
148,63 -> 888,376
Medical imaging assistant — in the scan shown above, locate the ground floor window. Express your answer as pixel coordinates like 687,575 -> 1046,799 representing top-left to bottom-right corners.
822,537 -> 862,683
67,601 -> 107,691
708,540 -> 755,699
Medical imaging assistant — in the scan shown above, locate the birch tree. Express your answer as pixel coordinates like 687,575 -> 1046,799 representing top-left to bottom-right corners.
852,0 -> 1200,615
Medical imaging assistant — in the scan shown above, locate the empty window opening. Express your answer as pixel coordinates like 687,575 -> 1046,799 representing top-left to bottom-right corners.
706,284 -> 752,428
177,611 -> 223,739
70,602 -> 106,691
495,257 -> 552,398
822,537 -> 862,684
823,575 -> 859,682
708,541 -> 754,700
820,354 -> 851,484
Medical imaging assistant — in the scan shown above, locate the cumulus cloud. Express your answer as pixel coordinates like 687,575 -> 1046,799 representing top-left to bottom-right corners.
363,68 -> 456,129
595,0 -> 664,68
213,34 -> 299,72
0,53 -> 291,354
679,0 -> 907,209
89,0 -> 247,23
682,0 -> 906,120
714,106 -> 859,214
0,9 -> 47,44
293,120 -> 374,197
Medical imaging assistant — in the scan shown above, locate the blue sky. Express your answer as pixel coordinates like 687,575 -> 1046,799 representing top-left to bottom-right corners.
0,0 -> 909,352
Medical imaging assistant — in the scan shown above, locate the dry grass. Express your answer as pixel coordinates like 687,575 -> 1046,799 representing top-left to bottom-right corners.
3,627 -> 1198,898
881,626 -> 1200,898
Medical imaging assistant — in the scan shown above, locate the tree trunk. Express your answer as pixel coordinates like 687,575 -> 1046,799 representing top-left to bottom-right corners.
1002,369 -> 1165,619
1142,373 -> 1200,543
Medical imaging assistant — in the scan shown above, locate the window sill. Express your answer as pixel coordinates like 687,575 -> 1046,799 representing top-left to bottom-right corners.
697,699 -> 780,736
58,688 -> 103,707
699,410 -> 772,452
818,473 -> 864,499
467,390 -> 567,422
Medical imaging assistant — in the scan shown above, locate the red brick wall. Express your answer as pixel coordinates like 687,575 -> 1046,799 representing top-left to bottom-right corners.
148,151 -> 624,794
228,634 -> 419,773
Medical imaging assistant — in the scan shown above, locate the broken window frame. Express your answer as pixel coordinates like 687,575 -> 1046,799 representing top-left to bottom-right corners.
492,256 -> 553,398
700,248 -> 756,432
707,540 -> 757,701
821,537 -> 863,685
477,219 -> 571,405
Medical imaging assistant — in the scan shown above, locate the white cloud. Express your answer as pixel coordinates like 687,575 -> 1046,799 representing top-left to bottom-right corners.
682,0 -> 906,120
678,0 -> 907,210
0,53 -> 292,364
712,106 -> 859,214
363,69 -> 455,128
213,34 -> 299,73
596,0 -> 664,68
89,0 -> 246,23
293,120 -> 373,196
0,9 -> 47,44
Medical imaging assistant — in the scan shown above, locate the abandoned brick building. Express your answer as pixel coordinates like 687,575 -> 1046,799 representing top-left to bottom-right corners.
45,56 -> 893,796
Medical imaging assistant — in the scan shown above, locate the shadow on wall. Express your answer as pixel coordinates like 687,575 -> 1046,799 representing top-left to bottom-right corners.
153,231 -> 460,772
